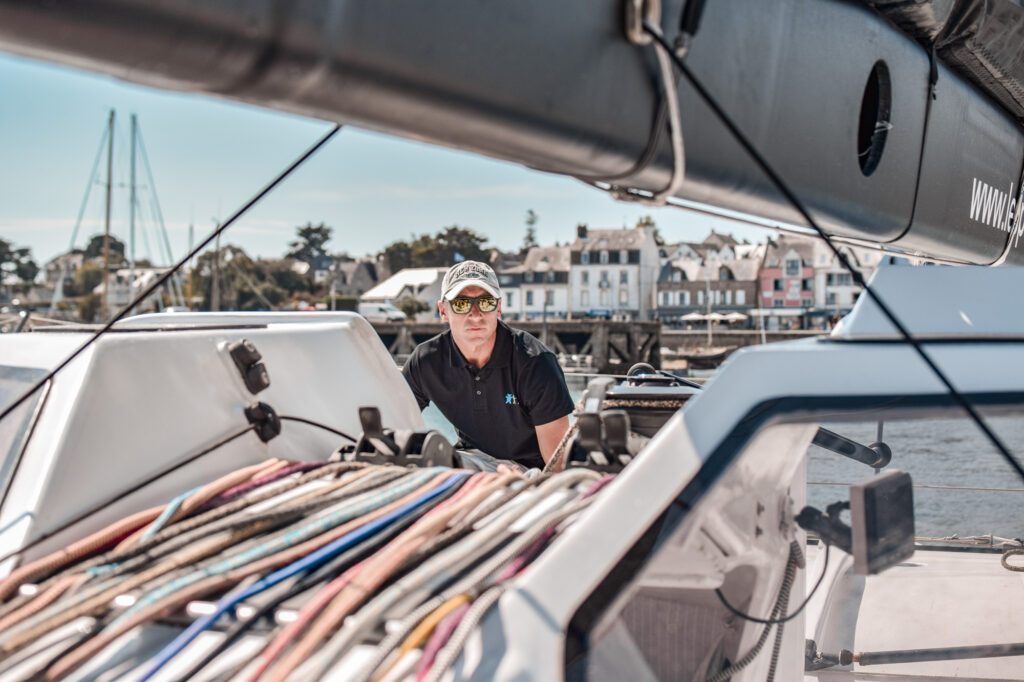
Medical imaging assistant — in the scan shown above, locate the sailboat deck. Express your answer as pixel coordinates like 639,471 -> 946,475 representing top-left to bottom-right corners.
806,544 -> 1024,680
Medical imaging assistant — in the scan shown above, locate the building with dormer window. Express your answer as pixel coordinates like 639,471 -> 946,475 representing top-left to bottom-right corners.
569,223 -> 659,319
498,245 -> 569,320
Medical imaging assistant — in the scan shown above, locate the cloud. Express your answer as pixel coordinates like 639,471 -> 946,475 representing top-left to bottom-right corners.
159,219 -> 292,237
0,217 -> 105,233
290,183 -> 564,203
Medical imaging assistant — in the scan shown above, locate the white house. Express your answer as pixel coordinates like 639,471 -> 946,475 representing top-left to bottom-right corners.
360,267 -> 447,321
812,242 -> 883,311
498,246 -> 570,320
569,224 -> 659,319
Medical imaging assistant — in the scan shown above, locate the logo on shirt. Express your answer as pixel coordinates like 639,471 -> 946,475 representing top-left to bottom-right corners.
505,393 -> 519,405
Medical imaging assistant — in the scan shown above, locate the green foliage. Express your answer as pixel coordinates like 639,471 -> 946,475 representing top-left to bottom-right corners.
265,259 -> 312,294
321,294 -> 359,311
382,240 -> 413,273
186,246 -> 316,311
78,293 -> 100,322
396,296 -> 430,320
84,234 -> 126,262
69,263 -> 104,297
286,222 -> 332,264
382,226 -> 489,272
0,238 -> 39,287
520,209 -> 538,257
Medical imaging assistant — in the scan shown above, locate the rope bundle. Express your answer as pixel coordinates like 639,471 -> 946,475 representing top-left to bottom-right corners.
0,459 -> 611,681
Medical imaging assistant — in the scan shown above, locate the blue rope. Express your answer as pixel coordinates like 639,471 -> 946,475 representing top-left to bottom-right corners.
136,471 -> 468,681
142,486 -> 202,541
112,469 -> 436,628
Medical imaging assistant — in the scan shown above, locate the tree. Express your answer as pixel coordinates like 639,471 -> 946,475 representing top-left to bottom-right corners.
382,240 -> 413,273
66,263 -> 104,297
520,209 -> 539,257
381,226 -> 490,271
83,234 -> 126,262
78,293 -> 100,322
0,239 -> 39,286
411,226 -> 488,266
286,222 -> 332,264
396,295 -> 430,320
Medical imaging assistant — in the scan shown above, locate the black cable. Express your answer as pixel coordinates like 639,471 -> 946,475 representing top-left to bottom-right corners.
714,544 -> 830,625
279,415 -> 357,443
642,20 -> 1024,485
0,124 -> 342,429
0,424 -> 256,568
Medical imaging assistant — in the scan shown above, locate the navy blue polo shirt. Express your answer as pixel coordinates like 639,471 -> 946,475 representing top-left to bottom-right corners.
402,321 -> 574,468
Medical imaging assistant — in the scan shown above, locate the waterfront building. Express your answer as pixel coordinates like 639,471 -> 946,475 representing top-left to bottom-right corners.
569,223 -> 659,320
655,237 -> 762,325
811,241 -> 882,313
43,251 -> 85,290
499,245 -> 569,320
760,235 -> 816,309
326,257 -> 380,297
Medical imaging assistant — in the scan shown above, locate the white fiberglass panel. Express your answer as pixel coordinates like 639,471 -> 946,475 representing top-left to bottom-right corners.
0,315 -> 421,563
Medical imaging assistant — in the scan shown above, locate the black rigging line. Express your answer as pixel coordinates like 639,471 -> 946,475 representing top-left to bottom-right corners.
279,415 -> 357,443
0,124 -> 343,428
0,424 -> 256,567
641,20 -> 1024,484
715,545 -> 830,625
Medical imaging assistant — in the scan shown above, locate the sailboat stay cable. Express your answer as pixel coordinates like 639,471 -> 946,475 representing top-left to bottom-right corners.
0,123 -> 343,427
642,20 -> 1024,485
136,122 -> 187,305
49,122 -> 111,314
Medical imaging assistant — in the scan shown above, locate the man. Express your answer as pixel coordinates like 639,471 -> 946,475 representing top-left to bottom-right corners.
402,260 -> 574,469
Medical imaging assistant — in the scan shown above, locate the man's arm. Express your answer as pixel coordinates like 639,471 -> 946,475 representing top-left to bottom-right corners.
535,415 -> 571,468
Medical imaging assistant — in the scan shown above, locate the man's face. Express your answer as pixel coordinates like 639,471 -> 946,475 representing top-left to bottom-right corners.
439,284 -> 502,347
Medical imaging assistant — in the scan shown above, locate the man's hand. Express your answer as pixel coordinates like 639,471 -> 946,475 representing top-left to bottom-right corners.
535,415 -> 571,470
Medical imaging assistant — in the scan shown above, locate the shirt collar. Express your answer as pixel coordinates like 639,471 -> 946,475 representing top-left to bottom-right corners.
445,320 -> 512,370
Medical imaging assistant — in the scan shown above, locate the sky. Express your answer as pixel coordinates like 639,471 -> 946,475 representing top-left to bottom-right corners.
0,52 -> 772,267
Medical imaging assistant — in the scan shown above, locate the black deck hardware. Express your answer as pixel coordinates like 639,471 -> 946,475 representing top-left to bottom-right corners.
228,339 -> 270,394
343,406 -> 456,468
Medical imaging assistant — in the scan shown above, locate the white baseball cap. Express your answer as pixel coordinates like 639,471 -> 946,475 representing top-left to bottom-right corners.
440,260 -> 502,300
